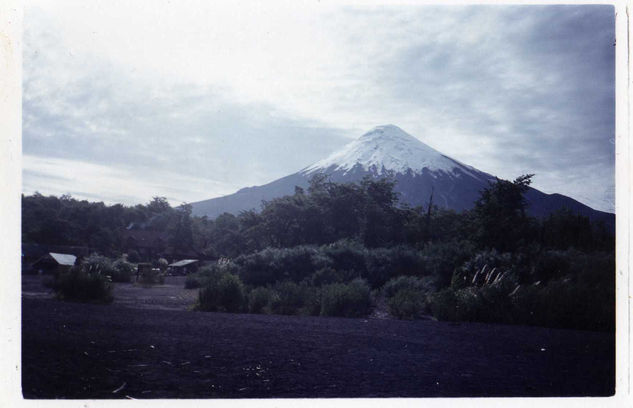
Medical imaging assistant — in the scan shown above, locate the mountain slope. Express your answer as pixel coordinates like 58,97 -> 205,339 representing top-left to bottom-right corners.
190,125 -> 614,229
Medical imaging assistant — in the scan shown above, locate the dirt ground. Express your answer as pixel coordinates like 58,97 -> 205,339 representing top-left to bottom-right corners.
21,275 -> 614,398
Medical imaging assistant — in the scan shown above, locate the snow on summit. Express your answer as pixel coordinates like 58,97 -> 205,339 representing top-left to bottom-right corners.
303,125 -> 478,177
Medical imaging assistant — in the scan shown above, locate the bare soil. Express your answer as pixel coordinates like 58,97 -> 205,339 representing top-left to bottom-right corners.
21,275 -> 614,398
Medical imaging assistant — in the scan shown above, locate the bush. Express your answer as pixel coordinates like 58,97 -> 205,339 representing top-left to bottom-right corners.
111,258 -> 135,283
139,267 -> 165,285
363,246 -> 426,288
321,240 -> 367,277
309,267 -> 357,286
248,287 -> 274,314
157,258 -> 169,273
236,245 -> 332,286
270,281 -> 306,315
450,249 -> 516,290
511,271 -> 614,332
54,266 -> 113,303
186,263 -> 237,289
82,254 -> 116,278
382,275 -> 436,298
531,250 -> 571,282
197,272 -> 246,313
421,241 -> 474,289
382,276 -> 436,319
320,279 -> 372,317
429,250 -> 615,332
387,288 -> 427,319
184,274 -> 206,289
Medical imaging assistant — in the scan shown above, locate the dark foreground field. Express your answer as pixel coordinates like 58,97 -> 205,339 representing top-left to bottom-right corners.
22,276 -> 614,399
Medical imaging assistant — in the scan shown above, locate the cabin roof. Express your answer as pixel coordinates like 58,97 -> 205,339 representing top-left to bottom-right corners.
48,252 -> 77,266
168,259 -> 198,267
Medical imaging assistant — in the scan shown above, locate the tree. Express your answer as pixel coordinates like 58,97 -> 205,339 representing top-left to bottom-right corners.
169,203 -> 194,254
472,174 -> 534,251
147,196 -> 171,214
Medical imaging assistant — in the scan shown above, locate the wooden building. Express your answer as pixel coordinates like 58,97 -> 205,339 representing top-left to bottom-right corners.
32,252 -> 77,275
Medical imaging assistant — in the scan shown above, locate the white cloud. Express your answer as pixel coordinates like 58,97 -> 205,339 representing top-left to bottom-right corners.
23,2 -> 615,212
22,154 -> 242,206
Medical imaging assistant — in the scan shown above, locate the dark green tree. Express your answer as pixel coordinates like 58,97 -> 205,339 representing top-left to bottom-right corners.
472,174 -> 534,251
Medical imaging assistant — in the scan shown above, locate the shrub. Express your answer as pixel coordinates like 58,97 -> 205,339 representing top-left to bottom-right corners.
382,276 -> 436,319
511,272 -> 614,331
387,288 -> 427,319
236,245 -> 330,286
139,267 -> 165,285
157,258 -> 169,273
248,287 -> 274,314
184,274 -> 206,289
320,279 -> 372,317
309,267 -> 357,286
529,249 -> 573,283
429,250 -> 615,332
197,272 -> 246,313
270,281 -> 305,315
382,275 -> 436,298
111,258 -> 135,283
363,246 -> 425,288
321,240 -> 367,277
450,249 -> 516,290
54,265 -> 113,303
82,254 -> 116,278
421,241 -> 474,289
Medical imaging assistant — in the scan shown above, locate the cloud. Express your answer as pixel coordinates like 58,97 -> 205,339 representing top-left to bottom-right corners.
23,6 -> 352,205
23,2 -> 615,212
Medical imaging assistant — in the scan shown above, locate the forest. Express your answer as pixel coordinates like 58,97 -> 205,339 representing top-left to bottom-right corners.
22,175 -> 615,331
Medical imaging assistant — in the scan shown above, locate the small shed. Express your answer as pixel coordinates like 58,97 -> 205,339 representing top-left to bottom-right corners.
32,252 -> 77,275
168,259 -> 199,275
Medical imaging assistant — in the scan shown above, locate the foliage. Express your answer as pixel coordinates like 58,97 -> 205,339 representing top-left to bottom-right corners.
319,279 -> 372,317
450,249 -> 516,290
197,272 -> 246,313
53,265 -> 113,303
320,240 -> 368,277
111,258 -> 136,283
139,267 -> 165,285
363,246 -> 426,288
269,281 -> 319,316
235,245 -> 327,286
382,275 -> 436,298
430,251 -> 614,331
387,288 -> 428,319
82,254 -> 116,277
248,287 -> 275,314
382,276 -> 436,319
22,175 -> 615,329
471,175 -> 534,252
22,175 -> 612,264
420,241 -> 474,289
309,267 -> 356,286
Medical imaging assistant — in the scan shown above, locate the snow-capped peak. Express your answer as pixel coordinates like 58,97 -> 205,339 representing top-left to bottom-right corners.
302,124 -> 479,178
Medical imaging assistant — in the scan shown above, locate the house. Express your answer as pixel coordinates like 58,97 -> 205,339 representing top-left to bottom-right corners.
22,243 -> 89,273
32,252 -> 77,275
168,259 -> 199,275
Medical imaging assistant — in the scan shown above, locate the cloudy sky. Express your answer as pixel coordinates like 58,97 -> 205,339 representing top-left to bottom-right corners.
22,1 -> 615,212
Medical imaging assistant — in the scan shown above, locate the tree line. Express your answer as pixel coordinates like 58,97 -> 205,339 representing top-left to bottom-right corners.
22,174 -> 613,261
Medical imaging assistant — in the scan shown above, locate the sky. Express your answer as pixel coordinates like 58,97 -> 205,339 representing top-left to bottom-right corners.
22,1 -> 616,212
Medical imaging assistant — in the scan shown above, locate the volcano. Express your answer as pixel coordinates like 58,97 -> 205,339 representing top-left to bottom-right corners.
190,125 -> 614,228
